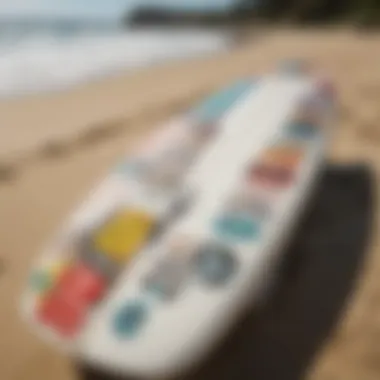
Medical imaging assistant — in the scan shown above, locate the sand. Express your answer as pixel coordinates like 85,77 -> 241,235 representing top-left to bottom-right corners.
1,28 -> 380,380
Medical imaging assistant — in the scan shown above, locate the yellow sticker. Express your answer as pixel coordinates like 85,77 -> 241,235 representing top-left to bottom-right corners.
93,209 -> 155,263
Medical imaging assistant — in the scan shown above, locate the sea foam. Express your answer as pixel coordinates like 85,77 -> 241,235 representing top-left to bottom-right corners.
0,29 -> 232,98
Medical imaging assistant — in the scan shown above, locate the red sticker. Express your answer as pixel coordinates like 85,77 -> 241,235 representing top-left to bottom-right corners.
56,262 -> 106,303
38,291 -> 86,337
37,262 -> 107,337
248,164 -> 295,190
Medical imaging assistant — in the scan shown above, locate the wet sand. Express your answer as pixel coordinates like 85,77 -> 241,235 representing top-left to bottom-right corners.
1,28 -> 380,380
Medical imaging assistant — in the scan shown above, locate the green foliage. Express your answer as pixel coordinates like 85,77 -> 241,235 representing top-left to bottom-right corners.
256,0 -> 380,25
125,0 -> 380,27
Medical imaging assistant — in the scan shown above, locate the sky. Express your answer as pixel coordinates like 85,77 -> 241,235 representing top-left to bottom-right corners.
0,0 -> 237,19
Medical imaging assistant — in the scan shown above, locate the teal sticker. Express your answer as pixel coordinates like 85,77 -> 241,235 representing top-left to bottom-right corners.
214,213 -> 260,242
113,300 -> 148,339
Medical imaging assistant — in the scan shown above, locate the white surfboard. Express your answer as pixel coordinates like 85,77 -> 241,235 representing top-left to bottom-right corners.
21,64 -> 336,379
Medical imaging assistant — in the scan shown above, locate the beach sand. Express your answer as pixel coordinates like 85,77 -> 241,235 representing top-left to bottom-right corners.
1,28 -> 380,380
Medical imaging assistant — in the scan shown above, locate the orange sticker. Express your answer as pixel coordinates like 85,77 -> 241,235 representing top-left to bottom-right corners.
261,144 -> 304,169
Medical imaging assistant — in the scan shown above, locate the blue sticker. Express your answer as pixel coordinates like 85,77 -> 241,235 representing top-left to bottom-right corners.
195,241 -> 238,287
113,300 -> 149,339
214,213 -> 260,242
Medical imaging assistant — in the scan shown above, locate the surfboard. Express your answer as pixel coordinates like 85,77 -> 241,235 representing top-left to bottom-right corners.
21,64 -> 336,378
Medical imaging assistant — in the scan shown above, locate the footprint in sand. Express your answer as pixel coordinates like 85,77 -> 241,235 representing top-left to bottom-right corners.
39,140 -> 70,159
0,162 -> 17,183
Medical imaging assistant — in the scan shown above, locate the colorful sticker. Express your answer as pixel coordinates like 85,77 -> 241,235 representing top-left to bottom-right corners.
38,290 -> 86,337
36,262 -> 107,337
142,256 -> 191,301
30,260 -> 70,294
194,241 -> 238,287
214,212 -> 261,242
92,209 -> 155,263
30,270 -> 53,293
54,262 -> 107,303
248,164 -> 295,190
112,300 -> 149,339
261,144 -> 305,170
141,238 -> 195,300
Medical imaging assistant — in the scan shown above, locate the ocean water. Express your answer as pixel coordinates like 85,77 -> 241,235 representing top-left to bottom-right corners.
0,21 -> 233,98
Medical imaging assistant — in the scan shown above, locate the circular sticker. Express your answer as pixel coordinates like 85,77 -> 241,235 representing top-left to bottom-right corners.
194,241 -> 238,287
112,300 -> 149,339
142,255 -> 191,301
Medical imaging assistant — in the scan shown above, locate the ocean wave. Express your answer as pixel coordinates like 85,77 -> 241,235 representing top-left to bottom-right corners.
0,29 -> 232,98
